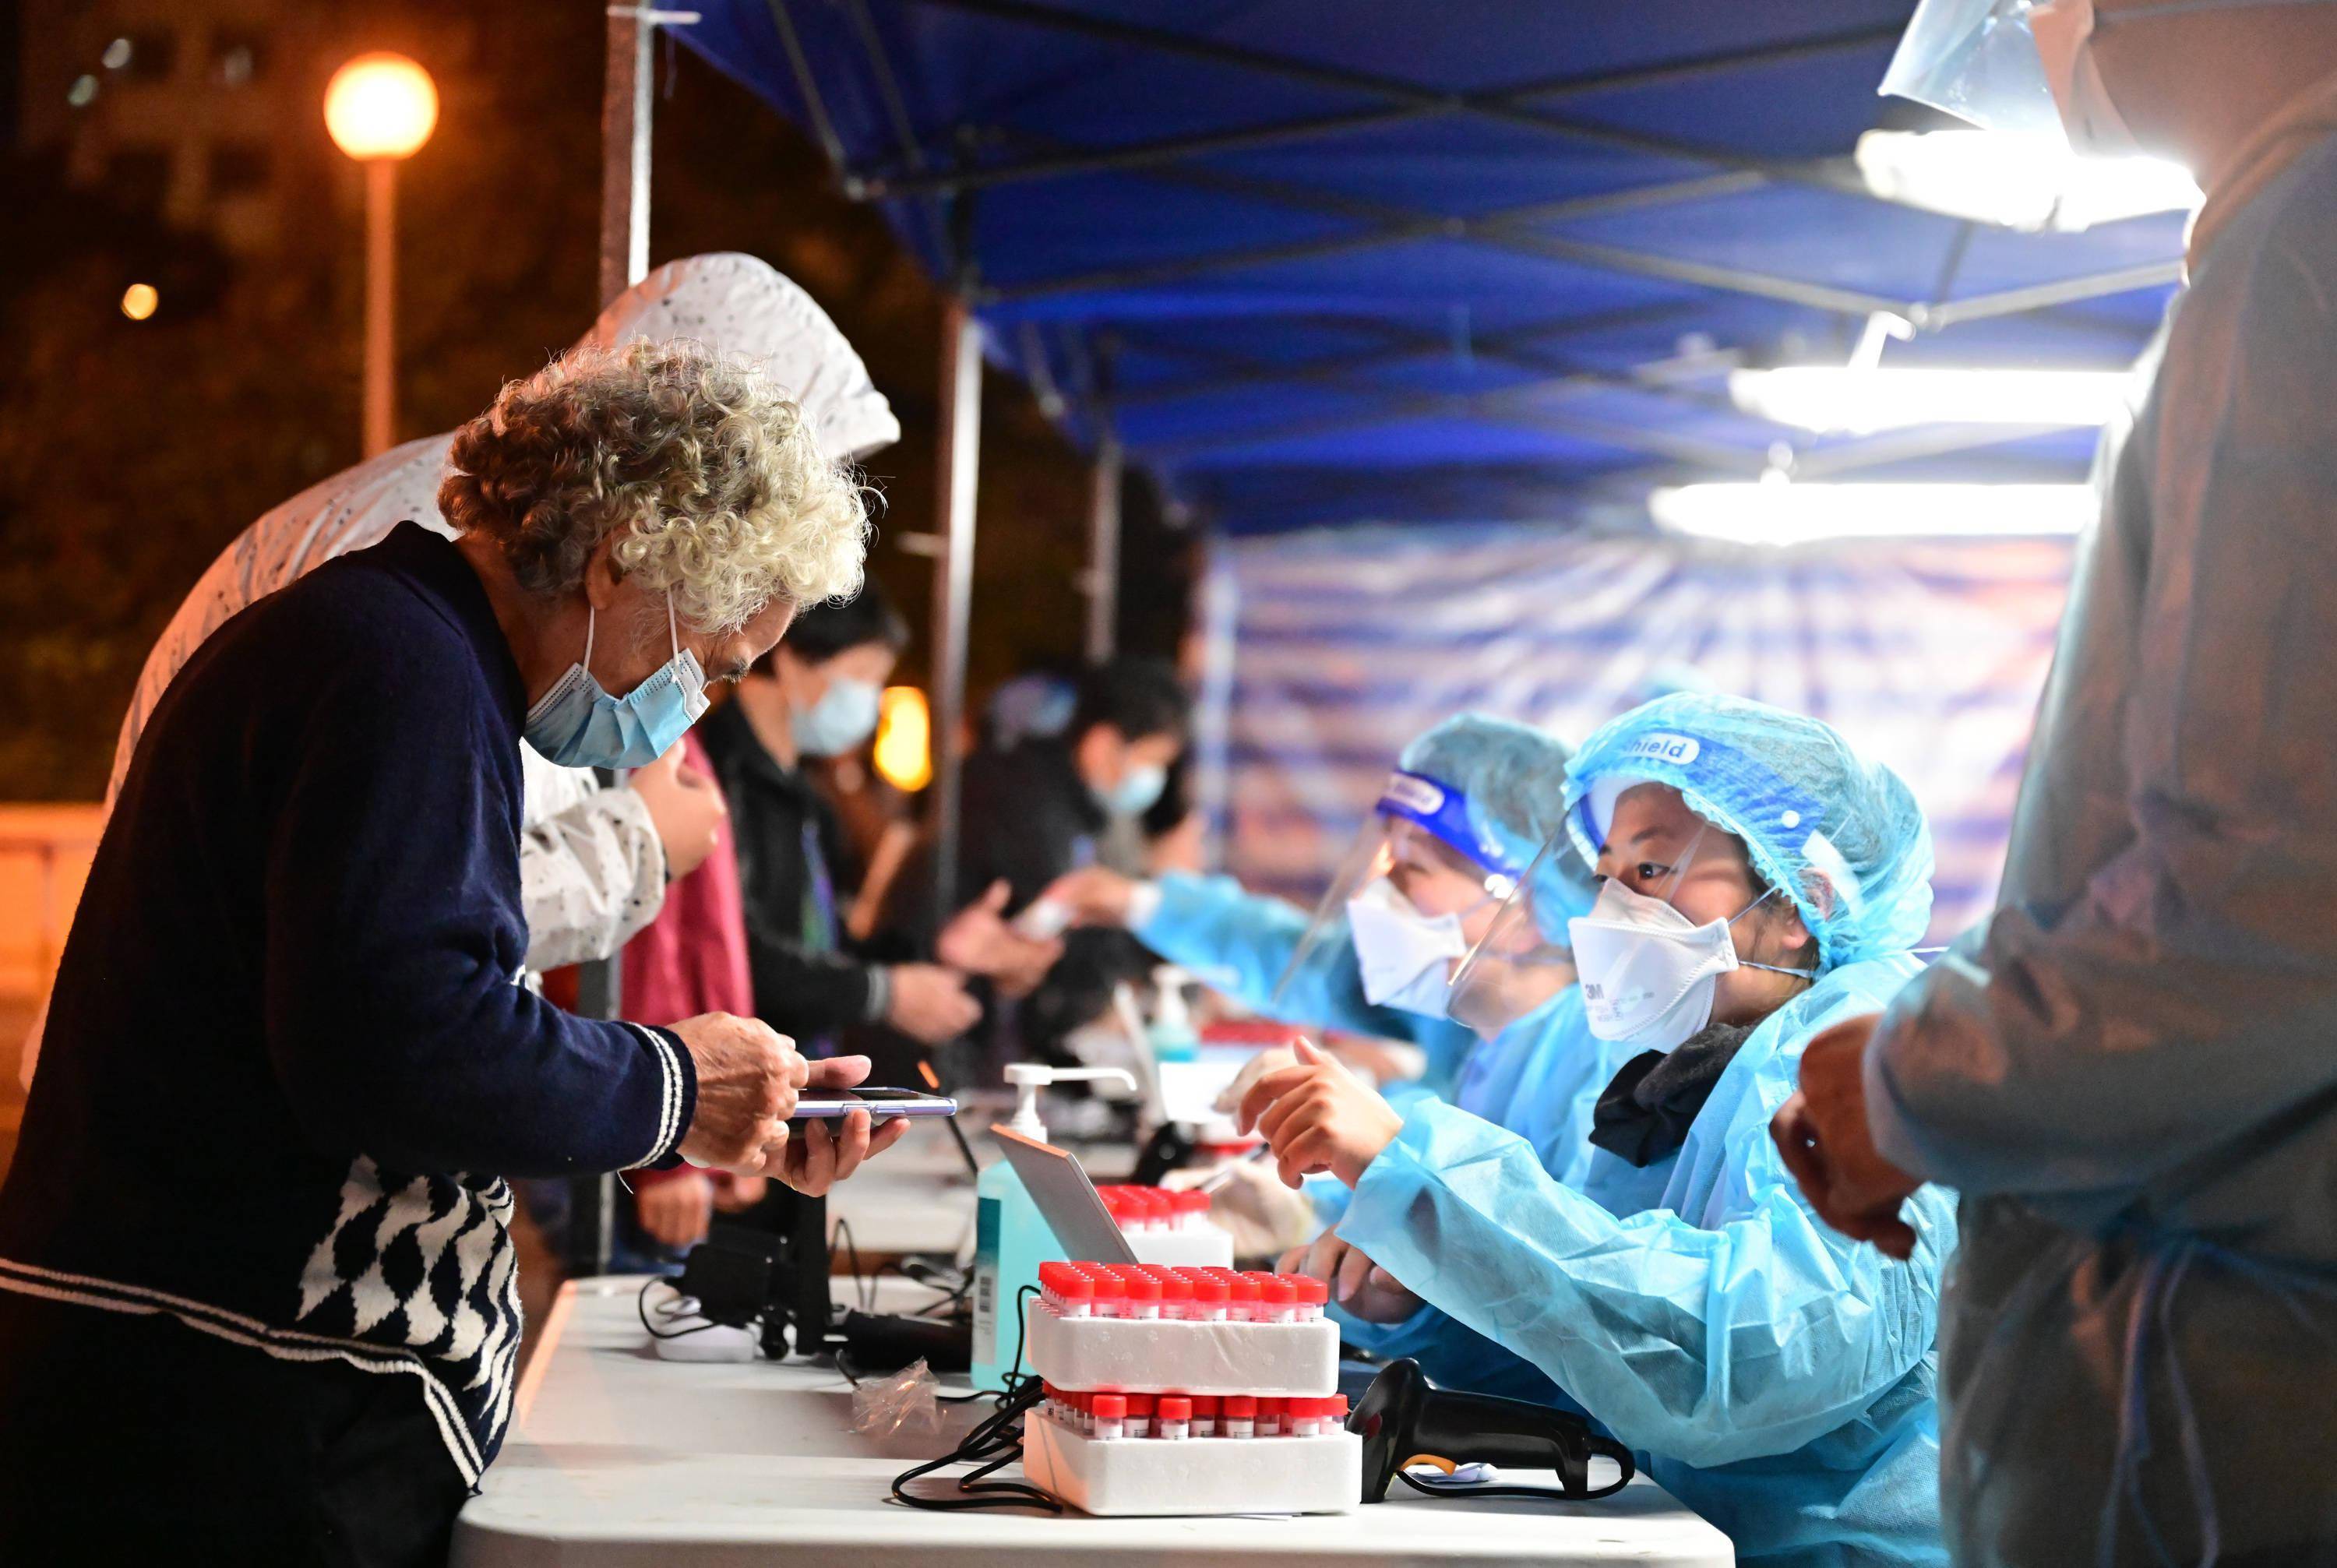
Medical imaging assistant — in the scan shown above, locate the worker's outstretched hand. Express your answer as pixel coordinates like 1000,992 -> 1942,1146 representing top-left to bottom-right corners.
1771,1014 -> 1923,1260
774,1056 -> 911,1196
671,1013 -> 809,1176
1277,1232 -> 1422,1324
936,879 -> 1060,998
1236,1039 -> 1402,1190
883,963 -> 982,1045
636,1172 -> 715,1250
1038,865 -> 1139,927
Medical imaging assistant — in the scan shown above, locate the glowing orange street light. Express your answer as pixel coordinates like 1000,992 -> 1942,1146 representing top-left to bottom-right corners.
119,283 -> 158,321
325,53 -> 437,457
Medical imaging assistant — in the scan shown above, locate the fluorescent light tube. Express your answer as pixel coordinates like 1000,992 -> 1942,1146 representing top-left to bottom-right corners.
1648,482 -> 2094,544
1856,129 -> 2199,232
1729,367 -> 2130,433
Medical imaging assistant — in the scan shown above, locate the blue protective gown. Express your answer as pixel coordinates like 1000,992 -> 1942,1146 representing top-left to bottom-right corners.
1338,956 -> 1956,1568
1866,110 -> 2337,1567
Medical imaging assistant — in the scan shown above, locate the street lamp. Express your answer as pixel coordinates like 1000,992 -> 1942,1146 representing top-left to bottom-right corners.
325,52 -> 437,457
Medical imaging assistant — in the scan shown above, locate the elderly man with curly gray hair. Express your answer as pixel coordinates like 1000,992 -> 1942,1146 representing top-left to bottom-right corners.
0,338 -> 898,1565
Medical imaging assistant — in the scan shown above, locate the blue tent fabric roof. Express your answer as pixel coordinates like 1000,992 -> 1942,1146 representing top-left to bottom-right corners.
679,0 -> 2180,533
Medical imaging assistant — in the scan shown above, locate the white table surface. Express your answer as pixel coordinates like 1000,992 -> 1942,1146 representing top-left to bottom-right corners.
453,1277 -> 1733,1568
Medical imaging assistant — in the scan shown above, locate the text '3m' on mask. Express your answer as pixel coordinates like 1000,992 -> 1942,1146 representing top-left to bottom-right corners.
1346,879 -> 1469,1018
523,590 -> 709,770
1567,878 -> 1810,1055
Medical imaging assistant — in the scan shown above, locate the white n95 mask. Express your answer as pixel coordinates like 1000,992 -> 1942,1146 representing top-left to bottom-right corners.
1567,879 -> 1811,1054
1347,880 -> 1468,1018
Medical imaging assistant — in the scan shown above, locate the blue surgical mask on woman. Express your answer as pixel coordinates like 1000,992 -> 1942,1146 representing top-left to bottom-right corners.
523,590 -> 708,769
792,675 -> 883,758
1098,763 -> 1168,818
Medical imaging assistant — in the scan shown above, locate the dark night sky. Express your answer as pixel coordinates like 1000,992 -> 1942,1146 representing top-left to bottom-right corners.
2,0 -> 1190,801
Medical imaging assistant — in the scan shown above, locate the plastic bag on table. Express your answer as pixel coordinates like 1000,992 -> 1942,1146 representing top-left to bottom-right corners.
851,1355 -> 943,1440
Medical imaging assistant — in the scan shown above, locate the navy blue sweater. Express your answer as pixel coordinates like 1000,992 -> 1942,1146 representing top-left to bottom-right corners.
0,523 -> 694,1482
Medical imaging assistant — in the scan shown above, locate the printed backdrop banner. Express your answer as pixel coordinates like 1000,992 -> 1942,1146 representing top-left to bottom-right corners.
1193,524 -> 2077,951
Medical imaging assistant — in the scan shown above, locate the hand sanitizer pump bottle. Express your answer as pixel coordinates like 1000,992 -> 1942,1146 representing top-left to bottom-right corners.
970,1063 -> 1137,1392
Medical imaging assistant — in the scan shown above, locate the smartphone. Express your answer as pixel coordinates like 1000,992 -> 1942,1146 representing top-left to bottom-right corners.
790,1087 -> 960,1120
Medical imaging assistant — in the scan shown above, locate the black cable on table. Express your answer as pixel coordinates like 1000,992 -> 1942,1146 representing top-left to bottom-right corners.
889,1284 -> 1060,1513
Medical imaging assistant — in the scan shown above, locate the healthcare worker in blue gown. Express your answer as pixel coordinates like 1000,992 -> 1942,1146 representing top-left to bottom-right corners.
1240,694 -> 1957,1568
1773,6 -> 2337,1567
1040,714 -> 1616,1190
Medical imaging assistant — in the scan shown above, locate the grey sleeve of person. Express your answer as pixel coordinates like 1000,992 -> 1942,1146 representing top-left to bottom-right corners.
1866,197 -> 2337,1203
516,748 -> 668,974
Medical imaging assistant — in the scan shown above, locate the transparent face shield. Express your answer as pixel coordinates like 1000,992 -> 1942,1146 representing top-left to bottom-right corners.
1443,830 -> 1594,1038
1880,0 -> 2065,136
1275,782 -> 1518,1021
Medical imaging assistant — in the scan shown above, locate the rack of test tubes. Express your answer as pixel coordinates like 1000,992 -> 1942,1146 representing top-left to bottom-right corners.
1094,1186 -> 1233,1267
1020,1263 -> 1361,1515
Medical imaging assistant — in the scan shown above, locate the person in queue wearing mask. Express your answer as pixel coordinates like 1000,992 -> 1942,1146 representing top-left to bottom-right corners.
883,656 -> 1192,953
0,340 -> 908,1563
701,582 -> 982,1055
1775,5 -> 2337,1565
1042,717 -> 1620,1209
1240,694 -> 1957,1568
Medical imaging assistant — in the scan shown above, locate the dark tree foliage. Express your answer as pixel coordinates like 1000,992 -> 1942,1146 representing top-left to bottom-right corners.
3,2 -> 1190,801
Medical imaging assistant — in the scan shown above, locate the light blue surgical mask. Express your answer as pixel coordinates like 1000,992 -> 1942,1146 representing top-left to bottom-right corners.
792,675 -> 883,758
1099,763 -> 1168,818
523,591 -> 708,769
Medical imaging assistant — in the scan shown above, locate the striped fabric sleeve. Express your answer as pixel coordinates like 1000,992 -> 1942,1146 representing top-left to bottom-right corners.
627,1024 -> 697,1170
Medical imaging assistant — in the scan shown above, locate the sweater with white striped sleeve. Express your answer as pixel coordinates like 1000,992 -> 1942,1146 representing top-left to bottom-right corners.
0,522 -> 694,1484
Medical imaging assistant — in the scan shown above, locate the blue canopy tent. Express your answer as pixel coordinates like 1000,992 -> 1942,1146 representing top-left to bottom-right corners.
639,0 -> 2182,925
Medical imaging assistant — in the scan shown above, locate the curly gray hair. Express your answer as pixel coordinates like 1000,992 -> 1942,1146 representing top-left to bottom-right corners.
439,338 -> 870,631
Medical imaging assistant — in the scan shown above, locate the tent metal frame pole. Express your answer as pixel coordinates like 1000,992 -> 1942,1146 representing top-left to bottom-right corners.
1140,305 -> 1740,389
929,298 -> 983,925
1110,300 -> 1706,407
970,138 -> 2174,331
1085,432 -> 1123,662
580,0 -> 668,1281
963,170 -> 1764,300
1912,261 -> 2184,329
598,4 -> 662,311
883,0 -> 1890,204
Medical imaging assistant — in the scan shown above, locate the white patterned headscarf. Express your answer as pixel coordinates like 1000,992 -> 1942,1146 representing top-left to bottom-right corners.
108,254 -> 896,800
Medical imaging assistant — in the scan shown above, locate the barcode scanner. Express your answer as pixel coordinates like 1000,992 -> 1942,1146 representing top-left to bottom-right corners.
1348,1358 -> 1636,1503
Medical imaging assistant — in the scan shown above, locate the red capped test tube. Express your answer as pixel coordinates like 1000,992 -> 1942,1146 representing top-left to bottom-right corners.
1158,1396 -> 1192,1440
1183,1267 -> 1230,1323
1097,1187 -> 1130,1232
1171,1189 -> 1212,1233
1091,1393 -> 1127,1440
1218,1268 -> 1262,1323
1191,1394 -> 1221,1437
1113,1265 -> 1161,1320
1290,1274 -> 1328,1321
1126,1392 -> 1157,1438
1222,1394 -> 1257,1439
1088,1267 -> 1129,1320
1250,1272 -> 1298,1324
1156,1267 -> 1194,1322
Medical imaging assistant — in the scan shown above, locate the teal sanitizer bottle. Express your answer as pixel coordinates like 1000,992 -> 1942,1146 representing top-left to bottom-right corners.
969,1063 -> 1137,1393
